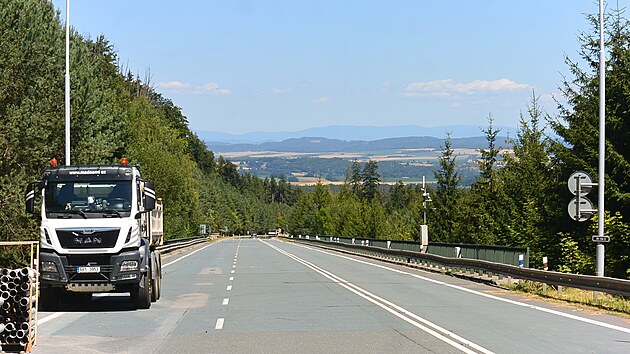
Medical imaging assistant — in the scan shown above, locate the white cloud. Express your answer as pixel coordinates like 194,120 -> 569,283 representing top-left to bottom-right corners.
312,97 -> 331,104
404,78 -> 531,97
271,88 -> 293,94
157,81 -> 231,95
157,81 -> 191,89
198,83 -> 231,95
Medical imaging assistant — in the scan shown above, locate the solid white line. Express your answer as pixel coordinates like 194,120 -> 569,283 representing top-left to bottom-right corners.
163,242 -> 218,268
227,285 -> 232,291
222,298 -> 230,305
264,241 -> 491,354
38,312 -> 67,325
289,241 -> 630,335
215,318 -> 225,330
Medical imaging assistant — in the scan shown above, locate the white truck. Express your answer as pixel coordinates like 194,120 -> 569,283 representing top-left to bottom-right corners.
25,159 -> 163,310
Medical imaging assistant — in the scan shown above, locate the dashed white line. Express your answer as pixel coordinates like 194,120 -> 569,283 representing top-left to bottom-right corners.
229,276 -> 234,281
230,270 -> 235,274
215,318 -> 225,330
222,298 -> 230,305
226,285 -> 232,291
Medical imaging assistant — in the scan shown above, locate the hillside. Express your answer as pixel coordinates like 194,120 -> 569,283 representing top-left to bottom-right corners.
195,124 -> 516,144
205,136 -> 510,154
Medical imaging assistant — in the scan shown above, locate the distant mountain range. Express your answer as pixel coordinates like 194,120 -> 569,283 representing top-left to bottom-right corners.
205,136 -> 510,154
195,124 -> 516,144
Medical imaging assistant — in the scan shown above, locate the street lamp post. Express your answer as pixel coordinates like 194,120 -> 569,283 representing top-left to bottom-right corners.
65,0 -> 71,166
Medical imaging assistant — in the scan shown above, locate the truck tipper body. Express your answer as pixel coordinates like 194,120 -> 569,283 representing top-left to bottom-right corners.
25,159 -> 163,309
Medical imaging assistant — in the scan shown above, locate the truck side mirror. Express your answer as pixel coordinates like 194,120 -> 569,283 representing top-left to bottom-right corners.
25,181 -> 42,214
143,180 -> 156,211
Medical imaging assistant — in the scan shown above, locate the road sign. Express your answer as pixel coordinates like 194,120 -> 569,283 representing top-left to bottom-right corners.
568,171 -> 593,196
568,196 -> 594,222
592,235 -> 610,243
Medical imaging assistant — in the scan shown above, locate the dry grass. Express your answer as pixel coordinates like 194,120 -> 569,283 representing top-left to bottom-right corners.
507,281 -> 630,317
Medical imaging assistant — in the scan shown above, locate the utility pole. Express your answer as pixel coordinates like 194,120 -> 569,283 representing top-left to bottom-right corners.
65,0 -> 71,166
596,0 -> 606,277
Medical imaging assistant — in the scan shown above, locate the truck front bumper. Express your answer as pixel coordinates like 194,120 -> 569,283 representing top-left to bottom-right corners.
39,249 -> 142,288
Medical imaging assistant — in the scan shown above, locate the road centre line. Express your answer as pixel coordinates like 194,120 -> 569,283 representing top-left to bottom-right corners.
222,298 -> 229,305
288,241 -> 630,335
215,318 -> 225,330
264,241 -> 492,354
227,285 -> 232,291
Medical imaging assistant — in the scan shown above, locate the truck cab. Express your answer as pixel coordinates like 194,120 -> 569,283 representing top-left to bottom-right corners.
26,159 -> 163,310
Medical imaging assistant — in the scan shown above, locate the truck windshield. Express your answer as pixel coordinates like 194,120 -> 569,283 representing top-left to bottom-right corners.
45,181 -> 132,214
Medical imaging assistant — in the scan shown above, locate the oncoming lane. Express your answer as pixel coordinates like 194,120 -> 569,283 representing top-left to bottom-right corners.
266,239 -> 630,353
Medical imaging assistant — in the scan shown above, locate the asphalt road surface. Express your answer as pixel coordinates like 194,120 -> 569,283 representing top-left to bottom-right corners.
33,238 -> 630,353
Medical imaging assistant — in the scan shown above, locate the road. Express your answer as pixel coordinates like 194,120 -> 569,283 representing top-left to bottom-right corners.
33,238 -> 630,353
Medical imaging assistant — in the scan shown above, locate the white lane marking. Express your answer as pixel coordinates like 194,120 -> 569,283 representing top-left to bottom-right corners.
38,311 -> 67,325
288,241 -> 630,335
163,242 -> 219,268
222,298 -> 230,306
227,285 -> 232,291
230,270 -> 235,274
229,277 -> 234,281
264,241 -> 492,354
215,318 -> 225,330
232,265 -> 236,268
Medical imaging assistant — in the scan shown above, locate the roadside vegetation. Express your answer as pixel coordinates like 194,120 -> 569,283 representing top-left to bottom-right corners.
0,0 -> 294,265
286,9 -> 630,280
2,1 -> 630,280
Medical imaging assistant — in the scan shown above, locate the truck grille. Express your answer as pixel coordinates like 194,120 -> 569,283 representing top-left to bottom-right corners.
57,228 -> 120,249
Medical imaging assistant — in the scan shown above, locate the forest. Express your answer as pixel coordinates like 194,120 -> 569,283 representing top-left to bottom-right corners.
1,1 -> 630,279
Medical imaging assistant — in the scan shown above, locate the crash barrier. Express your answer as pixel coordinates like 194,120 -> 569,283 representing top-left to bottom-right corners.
300,235 -> 529,267
157,236 -> 210,254
0,241 -> 39,353
285,237 -> 630,298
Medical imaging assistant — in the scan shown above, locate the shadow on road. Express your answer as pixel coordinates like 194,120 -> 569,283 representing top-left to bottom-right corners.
47,294 -> 138,312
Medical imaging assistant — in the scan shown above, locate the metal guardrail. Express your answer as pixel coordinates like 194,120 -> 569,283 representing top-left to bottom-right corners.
284,237 -> 630,298
304,235 -> 529,267
157,236 -> 209,254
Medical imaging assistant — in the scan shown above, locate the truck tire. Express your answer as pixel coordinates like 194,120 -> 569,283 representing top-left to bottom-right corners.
151,267 -> 161,302
151,254 -> 162,302
131,272 -> 151,309
39,287 -> 60,311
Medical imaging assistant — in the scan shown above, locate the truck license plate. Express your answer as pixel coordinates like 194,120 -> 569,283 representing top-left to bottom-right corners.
76,266 -> 100,273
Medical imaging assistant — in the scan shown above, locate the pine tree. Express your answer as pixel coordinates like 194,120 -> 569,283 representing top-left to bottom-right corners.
431,133 -> 461,242
362,160 -> 381,201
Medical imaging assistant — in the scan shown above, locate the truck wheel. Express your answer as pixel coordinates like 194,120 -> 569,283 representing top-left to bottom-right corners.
131,272 -> 151,309
151,254 -> 162,301
39,287 -> 60,311
151,267 -> 161,302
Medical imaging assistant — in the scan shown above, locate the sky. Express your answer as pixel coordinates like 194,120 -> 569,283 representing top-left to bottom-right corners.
51,1 -> 610,134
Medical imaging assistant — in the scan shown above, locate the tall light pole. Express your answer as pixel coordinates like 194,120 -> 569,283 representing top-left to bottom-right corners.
596,0 -> 606,277
65,0 -> 71,166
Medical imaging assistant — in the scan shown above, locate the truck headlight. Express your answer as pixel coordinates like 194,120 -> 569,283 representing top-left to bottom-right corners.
41,261 -> 58,273
120,260 -> 139,272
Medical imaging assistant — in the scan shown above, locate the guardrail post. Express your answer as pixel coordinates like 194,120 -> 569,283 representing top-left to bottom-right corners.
518,254 -> 524,268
